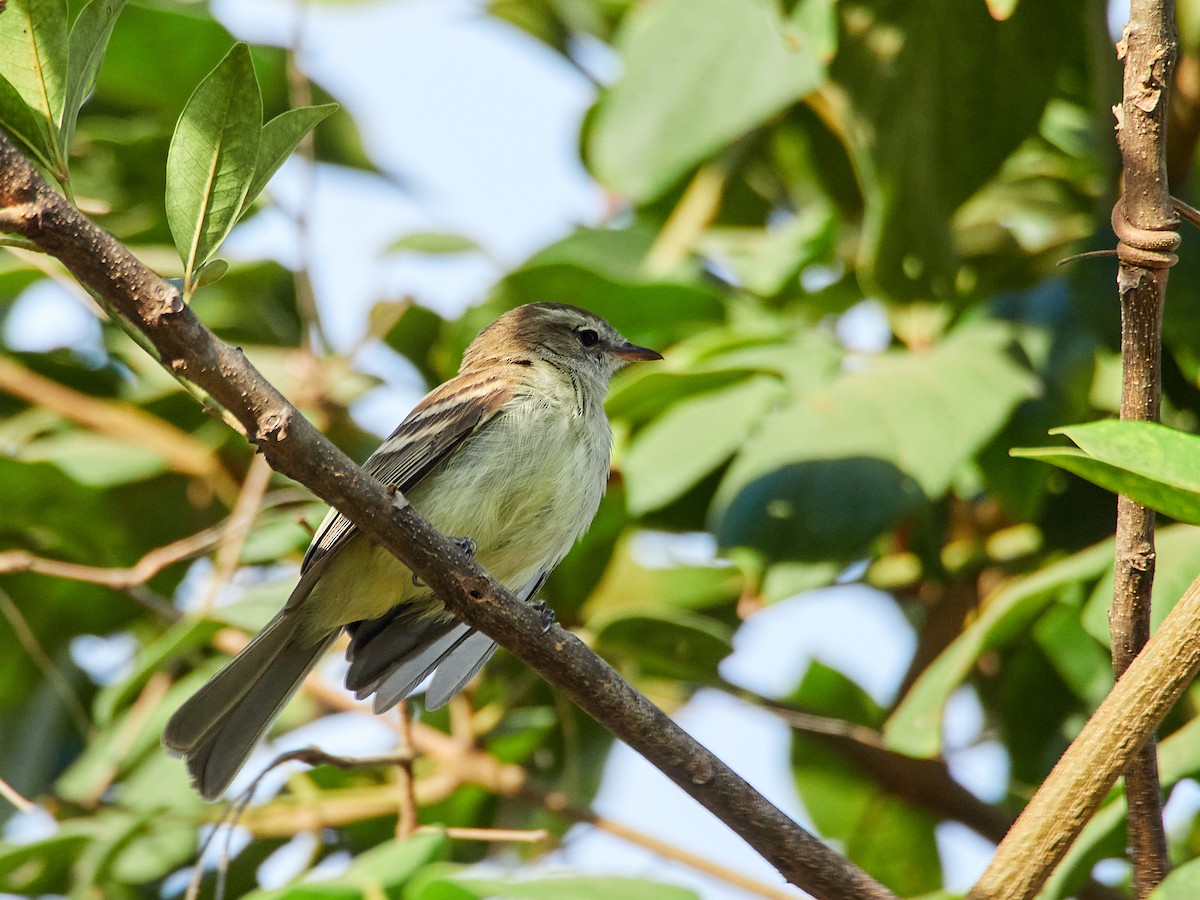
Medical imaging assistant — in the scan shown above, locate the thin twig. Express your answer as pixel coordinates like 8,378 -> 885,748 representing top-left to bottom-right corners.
439,826 -> 550,843
0,353 -> 240,503
394,699 -> 418,838
0,774 -> 34,812
0,587 -> 90,737
199,456 -> 274,614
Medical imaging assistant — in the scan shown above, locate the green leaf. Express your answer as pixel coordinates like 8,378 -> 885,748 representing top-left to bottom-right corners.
242,102 -> 338,213
623,375 -> 785,515
386,231 -> 484,255
1080,524 -> 1200,645
833,0 -> 1081,299
61,0 -> 126,154
20,431 -> 168,487
0,829 -> 90,894
883,538 -> 1113,757
1013,420 -> 1200,524
420,875 -> 700,900
592,607 -> 734,682
242,831 -> 447,898
714,324 -> 1038,561
1151,858 -> 1200,900
166,41 -> 262,293
0,71 -> 59,171
0,0 -> 69,176
588,0 -> 825,201
790,663 -> 942,894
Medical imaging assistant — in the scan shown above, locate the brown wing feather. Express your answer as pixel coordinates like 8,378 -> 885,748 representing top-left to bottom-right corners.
299,370 -> 515,574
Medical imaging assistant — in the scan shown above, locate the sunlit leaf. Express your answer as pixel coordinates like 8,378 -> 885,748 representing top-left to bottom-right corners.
884,537 -> 1113,757
386,231 -> 483,256
0,0 -> 68,175
1013,419 -> 1200,524
165,42 -> 261,292
588,0 -> 826,201
714,324 -> 1038,561
242,102 -> 338,213
623,375 -> 785,515
61,0 -> 126,154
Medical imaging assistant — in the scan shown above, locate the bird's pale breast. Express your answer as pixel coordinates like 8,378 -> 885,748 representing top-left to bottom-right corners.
298,365 -> 611,636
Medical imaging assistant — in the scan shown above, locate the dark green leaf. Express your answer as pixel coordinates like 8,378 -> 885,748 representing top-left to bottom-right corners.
790,663 -> 941,894
714,324 -> 1038,561
165,42 -> 262,291
833,0 -> 1081,299
592,607 -> 733,682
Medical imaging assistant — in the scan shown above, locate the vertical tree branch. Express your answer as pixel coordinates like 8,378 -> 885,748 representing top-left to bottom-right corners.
1111,1 -> 1178,893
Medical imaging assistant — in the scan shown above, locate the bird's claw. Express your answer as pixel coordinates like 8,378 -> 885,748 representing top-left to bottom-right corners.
412,537 -> 476,587
530,599 -> 556,633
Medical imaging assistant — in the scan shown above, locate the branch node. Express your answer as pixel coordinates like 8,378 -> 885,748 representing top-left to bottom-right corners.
1112,199 -> 1180,272
256,410 -> 290,443
147,281 -> 184,323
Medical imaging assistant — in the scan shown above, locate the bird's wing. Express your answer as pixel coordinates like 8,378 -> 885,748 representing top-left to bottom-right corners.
298,371 -> 515,575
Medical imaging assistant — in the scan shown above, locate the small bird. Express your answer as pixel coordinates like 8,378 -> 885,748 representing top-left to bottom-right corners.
163,302 -> 661,799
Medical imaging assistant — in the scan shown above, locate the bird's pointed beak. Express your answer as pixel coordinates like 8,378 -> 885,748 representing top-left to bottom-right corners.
611,342 -> 663,362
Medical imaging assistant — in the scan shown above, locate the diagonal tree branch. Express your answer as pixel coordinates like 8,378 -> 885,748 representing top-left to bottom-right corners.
0,132 -> 894,900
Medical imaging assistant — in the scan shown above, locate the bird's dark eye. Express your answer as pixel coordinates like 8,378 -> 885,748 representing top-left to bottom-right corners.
577,328 -> 599,347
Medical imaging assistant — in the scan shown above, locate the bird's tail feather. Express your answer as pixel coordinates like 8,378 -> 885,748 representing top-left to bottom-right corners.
163,610 -> 333,801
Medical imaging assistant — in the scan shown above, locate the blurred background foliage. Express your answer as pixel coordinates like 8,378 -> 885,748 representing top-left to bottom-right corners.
2,0 -> 1200,897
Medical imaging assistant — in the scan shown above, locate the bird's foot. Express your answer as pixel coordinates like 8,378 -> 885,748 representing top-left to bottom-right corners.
529,599 -> 556,633
412,536 -> 477,587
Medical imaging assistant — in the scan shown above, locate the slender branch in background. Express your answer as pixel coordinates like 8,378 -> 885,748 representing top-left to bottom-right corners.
0,774 -> 34,813
394,699 -> 418,839
966,569 -> 1200,899
724,683 -> 1016,844
0,491 -> 311,621
0,588 -> 91,737
260,678 -> 801,900
0,133 -> 896,900
0,353 -> 240,504
1110,0 -> 1179,892
198,456 -> 274,613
